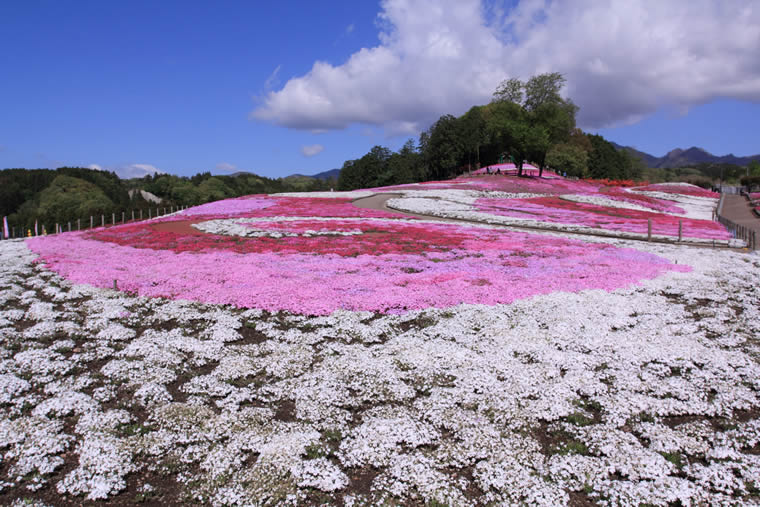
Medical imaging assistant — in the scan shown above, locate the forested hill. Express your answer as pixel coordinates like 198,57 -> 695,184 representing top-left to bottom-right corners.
334,73 -> 760,192
0,167 -> 335,234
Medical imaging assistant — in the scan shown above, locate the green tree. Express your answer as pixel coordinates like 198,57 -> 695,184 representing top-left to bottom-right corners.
491,73 -> 577,176
37,175 -> 114,228
423,115 -> 464,180
587,134 -> 621,179
545,144 -> 589,178
460,106 -> 488,171
197,177 -> 234,203
492,78 -> 523,104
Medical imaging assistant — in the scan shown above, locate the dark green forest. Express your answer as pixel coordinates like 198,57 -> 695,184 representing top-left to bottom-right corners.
0,167 -> 334,236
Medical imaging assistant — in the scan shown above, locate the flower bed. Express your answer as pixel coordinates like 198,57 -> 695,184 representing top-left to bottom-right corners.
2,237 -> 759,505
632,183 -> 719,198
600,187 -> 685,214
474,196 -> 729,240
26,213 -> 687,314
587,178 -> 648,187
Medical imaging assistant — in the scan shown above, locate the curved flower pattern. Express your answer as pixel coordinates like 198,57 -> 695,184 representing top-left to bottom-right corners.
26,187 -> 691,315
26,214 -> 687,314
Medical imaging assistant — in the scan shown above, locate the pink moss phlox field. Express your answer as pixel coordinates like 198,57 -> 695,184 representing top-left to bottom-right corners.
601,188 -> 685,214
379,174 -> 603,194
177,196 -> 402,220
633,183 -> 720,198
27,219 -> 688,314
475,196 -> 730,240
180,196 -> 275,216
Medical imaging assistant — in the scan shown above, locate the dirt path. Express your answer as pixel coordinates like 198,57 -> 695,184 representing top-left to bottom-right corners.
721,194 -> 760,228
352,193 -> 742,250
352,193 -> 461,223
719,194 -> 760,249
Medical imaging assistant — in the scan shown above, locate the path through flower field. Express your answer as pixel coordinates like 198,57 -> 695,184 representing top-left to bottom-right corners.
1,175 -> 759,505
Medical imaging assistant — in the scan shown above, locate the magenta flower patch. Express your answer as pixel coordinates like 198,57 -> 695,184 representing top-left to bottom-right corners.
27,193 -> 689,315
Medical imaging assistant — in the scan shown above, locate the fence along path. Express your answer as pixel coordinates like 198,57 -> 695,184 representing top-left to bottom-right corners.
1,206 -> 188,240
717,194 -> 759,250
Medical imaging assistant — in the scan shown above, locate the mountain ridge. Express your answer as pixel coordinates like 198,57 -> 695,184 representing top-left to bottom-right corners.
610,143 -> 760,168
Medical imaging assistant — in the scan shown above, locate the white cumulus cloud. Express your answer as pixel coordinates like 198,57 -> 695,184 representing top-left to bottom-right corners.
88,163 -> 103,171
251,0 -> 760,133
301,144 -> 325,157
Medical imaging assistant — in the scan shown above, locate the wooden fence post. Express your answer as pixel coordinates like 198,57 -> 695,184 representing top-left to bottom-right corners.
112,213 -> 115,225
67,222 -> 71,232
90,216 -> 93,228
678,220 -> 682,242
77,219 -> 80,230
647,219 -> 652,242
140,209 -> 143,220
122,211 -> 125,223
101,215 -> 104,227
132,210 -> 135,221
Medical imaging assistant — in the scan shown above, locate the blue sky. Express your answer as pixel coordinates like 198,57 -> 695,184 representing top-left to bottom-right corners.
1,1 -> 759,179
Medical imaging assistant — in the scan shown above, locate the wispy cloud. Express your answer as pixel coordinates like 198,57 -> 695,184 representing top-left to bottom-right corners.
300,144 -> 324,157
88,163 -> 103,171
215,162 -> 237,173
264,64 -> 282,92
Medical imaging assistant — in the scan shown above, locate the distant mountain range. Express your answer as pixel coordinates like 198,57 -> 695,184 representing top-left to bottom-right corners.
610,143 -> 760,168
230,168 -> 340,181
286,168 -> 341,181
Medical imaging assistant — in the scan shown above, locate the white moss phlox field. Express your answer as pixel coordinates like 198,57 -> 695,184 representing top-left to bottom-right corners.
1,219 -> 759,504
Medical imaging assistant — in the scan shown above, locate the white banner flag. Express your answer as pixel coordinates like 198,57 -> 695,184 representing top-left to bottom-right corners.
2,216 -> 8,239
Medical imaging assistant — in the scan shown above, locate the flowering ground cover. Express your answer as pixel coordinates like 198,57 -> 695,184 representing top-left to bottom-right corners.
26,213 -> 685,314
2,173 -> 753,505
1,236 -> 759,505
473,196 -> 729,240
632,183 -> 719,199
599,187 -> 685,214
394,174 -> 601,195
